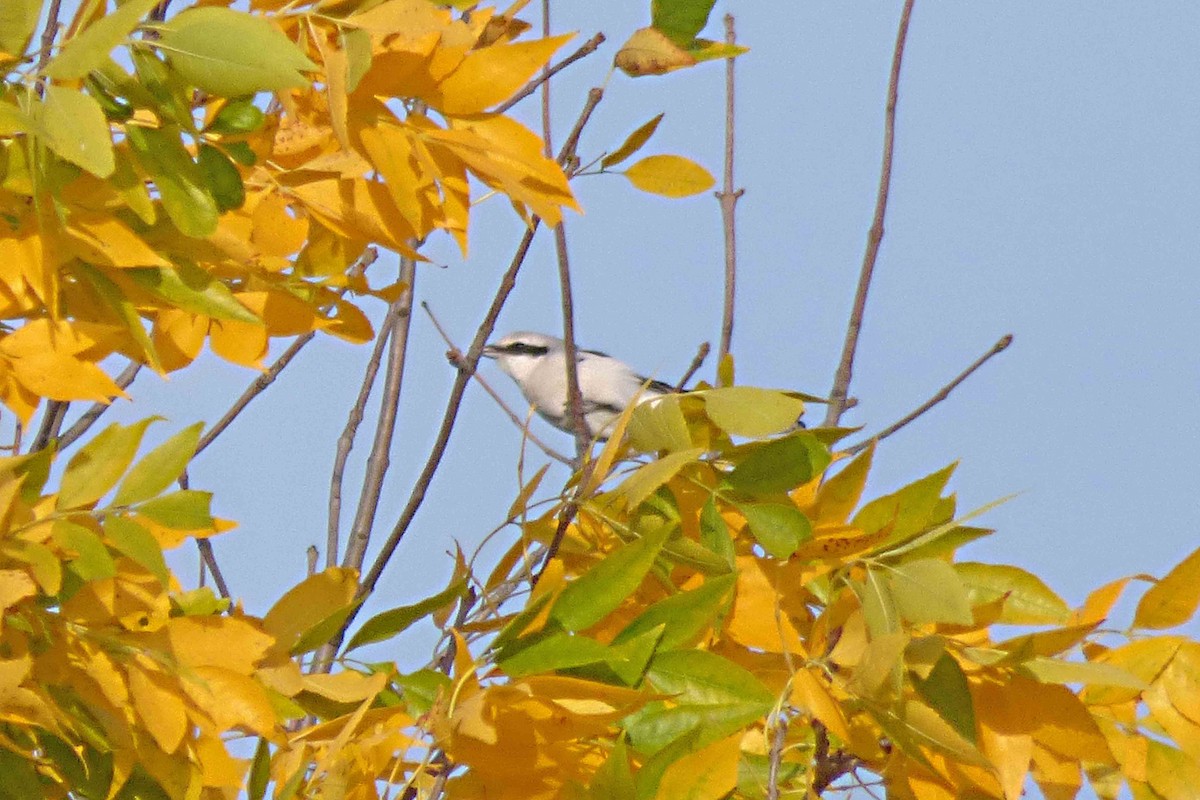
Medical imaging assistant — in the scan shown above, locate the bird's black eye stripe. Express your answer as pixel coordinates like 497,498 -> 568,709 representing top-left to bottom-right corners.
498,343 -> 549,356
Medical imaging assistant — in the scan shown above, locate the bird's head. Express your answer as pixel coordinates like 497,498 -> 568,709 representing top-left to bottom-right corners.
483,331 -> 562,385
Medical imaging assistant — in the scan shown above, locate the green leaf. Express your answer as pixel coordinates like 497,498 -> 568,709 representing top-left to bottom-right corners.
58,419 -> 157,509
171,587 -> 228,616
617,448 -> 704,508
699,497 -> 735,568
198,144 -> 245,211
157,7 -> 317,96
126,263 -> 260,322
702,387 -> 805,438
74,263 -> 159,370
39,85 -> 115,177
613,573 -> 734,651
888,559 -> 974,626
125,124 -> 219,238
342,27 -> 372,91
913,652 -> 976,744
345,578 -> 468,653
0,0 -> 41,61
647,649 -> 773,707
735,501 -> 811,558
590,736 -> 636,800
725,433 -> 829,494
551,524 -> 671,632
205,98 -> 265,135
651,0 -> 717,46
498,631 -> 614,677
626,396 -> 693,453
136,490 -> 214,530
45,0 -> 162,80
113,422 -> 203,506
602,113 -> 664,169
53,520 -> 116,581
0,747 -> 44,800
129,48 -> 193,129
291,600 -> 362,655
394,669 -> 450,716
956,562 -> 1070,624
853,463 -> 957,543
103,515 -> 169,586
246,739 -> 271,800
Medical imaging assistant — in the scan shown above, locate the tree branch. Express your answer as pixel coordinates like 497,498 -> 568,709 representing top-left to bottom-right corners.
327,306 -> 402,569
554,222 -> 590,459
674,341 -> 710,392
341,258 -> 417,573
766,715 -> 788,800
57,361 -> 143,450
844,334 -> 1012,455
31,401 -> 69,453
823,0 -> 915,428
422,302 -> 572,465
34,0 -> 63,94
716,14 -> 743,364
495,32 -> 605,115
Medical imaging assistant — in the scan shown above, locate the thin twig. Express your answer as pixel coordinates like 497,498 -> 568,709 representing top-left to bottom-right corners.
559,87 -> 604,173
812,720 -> 860,794
766,716 -> 788,800
31,401 -> 69,452
58,361 -> 143,449
674,342 -> 710,392
350,224 -> 537,613
539,0 -> 552,156
327,307 -> 402,569
716,14 -> 742,364
554,223 -> 590,459
306,545 -> 318,576
844,334 -> 1012,455
495,32 -> 605,115
196,538 -> 231,599
823,0 -> 916,428
195,333 -> 316,457
422,302 -> 572,465
35,0 -> 64,91
341,258 -> 418,573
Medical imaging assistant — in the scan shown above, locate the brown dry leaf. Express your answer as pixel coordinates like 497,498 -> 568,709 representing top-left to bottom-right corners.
614,27 -> 696,76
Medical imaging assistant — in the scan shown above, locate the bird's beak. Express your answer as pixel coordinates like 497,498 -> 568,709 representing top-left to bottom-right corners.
482,343 -> 499,359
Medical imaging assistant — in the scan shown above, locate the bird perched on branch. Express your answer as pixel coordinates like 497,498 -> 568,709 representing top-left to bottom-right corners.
483,331 -> 673,440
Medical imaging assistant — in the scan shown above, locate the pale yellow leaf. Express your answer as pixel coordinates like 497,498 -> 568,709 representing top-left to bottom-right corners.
614,27 -> 696,76
624,154 -> 715,198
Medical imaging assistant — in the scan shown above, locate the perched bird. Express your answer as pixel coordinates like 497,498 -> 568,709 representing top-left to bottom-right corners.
483,331 -> 674,439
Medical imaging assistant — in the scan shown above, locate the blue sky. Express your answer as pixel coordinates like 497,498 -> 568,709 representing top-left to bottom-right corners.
73,0 -> 1199,740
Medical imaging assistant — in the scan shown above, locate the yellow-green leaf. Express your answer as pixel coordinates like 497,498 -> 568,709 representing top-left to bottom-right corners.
157,7 -> 316,96
890,558 -> 974,626
551,524 -> 671,632
136,489 -> 213,530
736,501 -> 811,558
127,263 -> 260,323
125,124 -> 218,238
113,422 -> 203,506
624,154 -> 714,197
52,520 -> 116,581
701,386 -> 805,438
0,0 -> 41,61
956,562 -> 1070,625
1134,545 -> 1200,630
262,567 -> 359,655
617,447 -> 705,508
602,113 -> 664,169
58,419 -> 157,510
39,85 -> 115,177
45,0 -> 162,80
104,516 -> 170,586
346,578 -> 467,653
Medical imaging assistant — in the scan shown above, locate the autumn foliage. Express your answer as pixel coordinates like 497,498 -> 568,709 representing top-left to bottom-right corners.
1,0 -> 1199,799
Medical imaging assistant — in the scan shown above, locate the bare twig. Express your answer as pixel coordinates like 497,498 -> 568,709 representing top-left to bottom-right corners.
31,401 -> 69,453
10,423 -> 21,455
357,225 -> 539,601
766,716 -> 788,800
422,302 -> 572,465
844,334 -> 1012,455
812,721 -> 860,794
341,258 -> 418,573
559,87 -> 604,174
195,333 -> 317,457
306,545 -> 318,576
674,341 -> 710,392
540,0 -> 552,156
196,538 -> 231,599
716,14 -> 743,364
35,0 -> 64,92
495,32 -> 606,115
553,223 -> 590,459
823,0 -> 916,428
327,306 -> 402,568
58,361 -> 143,449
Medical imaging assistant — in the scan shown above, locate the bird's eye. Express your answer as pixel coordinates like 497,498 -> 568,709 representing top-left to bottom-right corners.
508,343 -> 548,356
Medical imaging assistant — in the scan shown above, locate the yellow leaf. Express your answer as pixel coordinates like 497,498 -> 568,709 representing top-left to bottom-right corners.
194,730 -> 249,788
167,616 -> 274,674
358,121 -> 431,237
0,569 -> 35,612
655,734 -> 740,800
602,113 -> 664,169
1083,637 -> 1185,706
1073,576 -> 1132,626
344,0 -> 452,36
1163,644 -> 1200,728
1146,740 -> 1200,800
152,310 -> 207,372
184,666 -> 278,735
810,443 -> 874,524
1134,545 -> 1200,630
1031,743 -> 1082,800
250,192 -> 309,258
299,669 -> 387,704
128,662 -> 188,753
614,27 -> 696,76
434,33 -> 573,115
7,348 -> 122,403
262,567 -> 359,656
624,154 -> 715,198
66,213 -> 169,268
790,667 -> 851,743
209,317 -> 267,369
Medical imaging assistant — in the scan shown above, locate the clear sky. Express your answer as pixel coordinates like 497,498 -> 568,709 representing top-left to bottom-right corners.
82,0 -> 1199,763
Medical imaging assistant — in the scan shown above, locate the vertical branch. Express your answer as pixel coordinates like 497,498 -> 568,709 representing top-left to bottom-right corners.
341,258 -> 417,573
823,0 -> 916,427
327,306 -> 402,568
553,223 -> 590,459
716,14 -> 743,364
35,0 -> 64,92
541,0 -> 552,157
